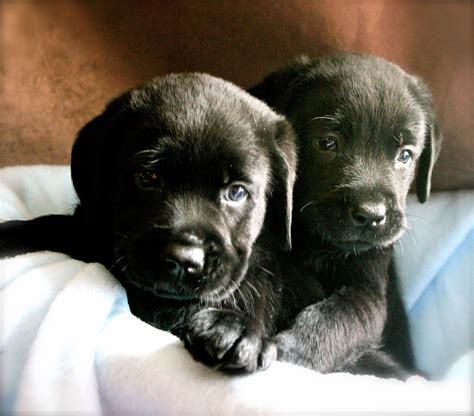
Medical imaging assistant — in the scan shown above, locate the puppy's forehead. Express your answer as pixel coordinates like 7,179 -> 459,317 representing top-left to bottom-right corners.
122,74 -> 274,178
339,75 -> 424,130
302,56 -> 427,141
147,126 -> 269,177
128,73 -> 277,133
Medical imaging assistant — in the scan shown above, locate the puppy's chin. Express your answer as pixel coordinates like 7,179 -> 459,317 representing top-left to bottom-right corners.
126,275 -> 196,301
112,236 -> 250,303
121,261 -> 249,303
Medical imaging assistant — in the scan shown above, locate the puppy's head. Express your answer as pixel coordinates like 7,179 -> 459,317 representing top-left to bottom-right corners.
71,73 -> 296,301
252,53 -> 442,251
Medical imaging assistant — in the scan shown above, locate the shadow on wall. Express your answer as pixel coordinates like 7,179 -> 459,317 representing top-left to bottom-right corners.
1,0 -> 472,190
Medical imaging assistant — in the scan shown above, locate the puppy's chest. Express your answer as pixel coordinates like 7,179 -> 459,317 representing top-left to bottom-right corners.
126,293 -> 199,334
299,246 -> 392,295
300,251 -> 356,293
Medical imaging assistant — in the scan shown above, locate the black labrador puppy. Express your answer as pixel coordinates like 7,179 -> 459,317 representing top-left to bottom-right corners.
250,52 -> 442,378
0,73 -> 324,373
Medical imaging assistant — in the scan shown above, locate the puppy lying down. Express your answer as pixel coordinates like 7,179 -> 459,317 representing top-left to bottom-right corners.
0,74 -> 321,372
0,72 -> 407,377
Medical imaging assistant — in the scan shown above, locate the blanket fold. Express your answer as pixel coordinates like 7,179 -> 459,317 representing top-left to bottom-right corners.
1,165 -> 472,413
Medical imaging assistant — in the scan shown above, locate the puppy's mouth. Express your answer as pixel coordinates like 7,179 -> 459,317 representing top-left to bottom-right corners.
321,223 -> 406,251
126,275 -> 196,301
298,202 -> 406,251
122,261 -> 247,303
330,233 -> 403,252
112,232 -> 247,303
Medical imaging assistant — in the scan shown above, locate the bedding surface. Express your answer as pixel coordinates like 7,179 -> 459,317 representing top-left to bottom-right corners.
1,165 -> 472,413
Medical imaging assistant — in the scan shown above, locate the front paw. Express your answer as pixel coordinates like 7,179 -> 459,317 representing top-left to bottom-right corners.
183,308 -> 276,373
274,330 -> 299,362
273,330 -> 316,370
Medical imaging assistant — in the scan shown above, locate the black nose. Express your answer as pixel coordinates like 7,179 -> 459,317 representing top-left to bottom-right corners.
350,201 -> 386,227
163,242 -> 205,279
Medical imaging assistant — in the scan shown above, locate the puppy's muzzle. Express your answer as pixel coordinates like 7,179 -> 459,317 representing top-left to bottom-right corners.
163,233 -> 205,280
350,199 -> 387,228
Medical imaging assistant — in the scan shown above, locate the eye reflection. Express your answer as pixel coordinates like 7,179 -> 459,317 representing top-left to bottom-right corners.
317,134 -> 338,151
223,184 -> 248,204
396,149 -> 412,164
135,169 -> 162,190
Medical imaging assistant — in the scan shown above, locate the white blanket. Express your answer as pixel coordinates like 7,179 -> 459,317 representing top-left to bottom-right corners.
1,165 -> 472,413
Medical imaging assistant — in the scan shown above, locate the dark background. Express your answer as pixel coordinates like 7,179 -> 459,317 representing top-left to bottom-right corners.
1,0 -> 472,190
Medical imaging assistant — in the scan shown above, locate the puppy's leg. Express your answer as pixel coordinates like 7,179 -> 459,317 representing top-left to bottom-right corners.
0,215 -> 82,259
342,349 -> 413,381
383,261 -> 416,371
275,277 -> 388,373
183,308 -> 277,373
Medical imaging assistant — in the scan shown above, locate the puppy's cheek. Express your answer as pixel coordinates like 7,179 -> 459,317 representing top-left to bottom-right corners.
299,203 -> 344,237
233,202 -> 266,251
227,226 -> 252,264
199,250 -> 245,293
389,210 -> 408,238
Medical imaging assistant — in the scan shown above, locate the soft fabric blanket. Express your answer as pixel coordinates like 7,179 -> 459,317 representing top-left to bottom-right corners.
1,165 -> 472,413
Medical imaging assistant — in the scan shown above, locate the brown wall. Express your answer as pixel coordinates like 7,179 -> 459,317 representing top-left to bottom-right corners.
1,0 -> 472,191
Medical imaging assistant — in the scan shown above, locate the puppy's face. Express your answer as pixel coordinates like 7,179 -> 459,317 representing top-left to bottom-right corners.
113,115 -> 271,301
284,54 -> 442,251
72,74 -> 296,301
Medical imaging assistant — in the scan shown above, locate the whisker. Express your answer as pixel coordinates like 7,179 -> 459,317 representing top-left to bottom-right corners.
406,213 -> 434,225
395,238 -> 404,255
109,255 -> 125,272
405,227 -> 419,249
392,134 -> 401,144
237,286 -> 249,312
310,115 -> 338,122
152,223 -> 171,230
120,262 -> 130,274
257,266 -> 275,278
246,281 -> 261,298
299,200 -> 317,213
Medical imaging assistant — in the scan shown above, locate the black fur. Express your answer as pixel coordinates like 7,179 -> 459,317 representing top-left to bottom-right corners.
1,69 -> 420,379
0,74 -> 324,373
250,52 -> 442,378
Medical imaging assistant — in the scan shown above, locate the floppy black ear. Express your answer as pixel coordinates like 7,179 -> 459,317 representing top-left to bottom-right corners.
416,119 -> 443,203
411,78 -> 443,203
248,56 -> 312,112
71,96 -> 127,224
267,119 -> 298,251
71,114 -> 107,208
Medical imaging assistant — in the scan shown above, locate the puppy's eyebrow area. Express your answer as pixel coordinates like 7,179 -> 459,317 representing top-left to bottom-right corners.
309,114 -> 341,127
130,148 -> 162,168
392,124 -> 423,147
224,165 -> 257,186
223,153 -> 268,187
391,132 -> 404,145
310,114 -> 339,123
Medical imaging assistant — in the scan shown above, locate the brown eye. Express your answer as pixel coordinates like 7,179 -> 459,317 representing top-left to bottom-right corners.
317,134 -> 338,151
135,169 -> 161,190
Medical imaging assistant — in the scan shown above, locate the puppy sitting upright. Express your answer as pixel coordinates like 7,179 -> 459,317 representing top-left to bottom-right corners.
250,52 -> 442,377
0,73 -> 316,372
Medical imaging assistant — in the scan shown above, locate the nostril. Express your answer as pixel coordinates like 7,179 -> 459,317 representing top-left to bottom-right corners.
350,203 -> 386,227
164,258 -> 185,278
352,212 -> 370,225
163,243 -> 205,278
